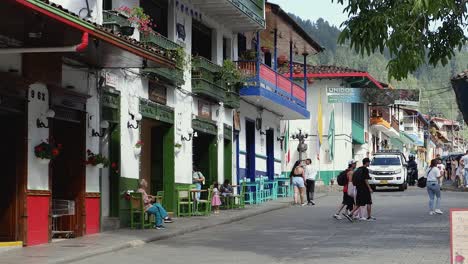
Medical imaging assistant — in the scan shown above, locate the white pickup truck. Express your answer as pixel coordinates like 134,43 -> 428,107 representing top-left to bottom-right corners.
368,151 -> 408,191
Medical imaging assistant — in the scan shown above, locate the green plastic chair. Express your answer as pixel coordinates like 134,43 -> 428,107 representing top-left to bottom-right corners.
129,192 -> 154,229
196,187 -> 213,216
232,181 -> 246,209
176,186 -> 193,217
271,180 -> 279,200
277,179 -> 288,198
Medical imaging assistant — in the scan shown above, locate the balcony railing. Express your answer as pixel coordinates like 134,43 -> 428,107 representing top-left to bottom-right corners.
192,56 -> 226,102
236,61 -> 306,108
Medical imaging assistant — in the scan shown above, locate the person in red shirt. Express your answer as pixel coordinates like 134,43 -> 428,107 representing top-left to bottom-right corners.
333,160 -> 357,220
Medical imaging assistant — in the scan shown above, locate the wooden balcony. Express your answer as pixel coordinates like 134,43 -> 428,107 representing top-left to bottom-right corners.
236,61 -> 308,119
191,56 -> 226,102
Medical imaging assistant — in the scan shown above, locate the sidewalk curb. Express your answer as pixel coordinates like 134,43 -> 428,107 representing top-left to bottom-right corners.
52,193 -> 328,264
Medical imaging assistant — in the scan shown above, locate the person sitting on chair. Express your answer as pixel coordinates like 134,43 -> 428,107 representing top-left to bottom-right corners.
220,179 -> 234,197
137,179 -> 173,230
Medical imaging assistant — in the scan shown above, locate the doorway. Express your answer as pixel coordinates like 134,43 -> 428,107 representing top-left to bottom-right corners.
224,139 -> 232,184
193,132 -> 217,188
108,124 -> 120,217
0,113 -> 25,242
50,117 -> 86,238
266,129 -> 274,180
140,118 -> 175,210
245,120 -> 256,181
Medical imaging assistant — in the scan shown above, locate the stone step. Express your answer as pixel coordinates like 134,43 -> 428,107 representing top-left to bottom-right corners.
101,217 -> 120,232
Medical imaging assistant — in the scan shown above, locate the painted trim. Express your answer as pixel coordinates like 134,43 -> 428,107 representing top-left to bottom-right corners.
85,192 -> 101,198
274,158 -> 282,163
255,153 -> 268,160
27,190 -> 51,196
240,150 -> 247,155
289,72 -> 383,89
0,241 -> 23,247
240,86 -> 310,118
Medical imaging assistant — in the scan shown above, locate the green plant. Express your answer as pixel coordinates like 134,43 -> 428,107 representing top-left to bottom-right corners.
34,141 -> 62,160
135,140 -> 144,148
86,150 -> 110,167
219,60 -> 245,91
117,6 -> 154,35
239,49 -> 257,61
171,47 -> 188,71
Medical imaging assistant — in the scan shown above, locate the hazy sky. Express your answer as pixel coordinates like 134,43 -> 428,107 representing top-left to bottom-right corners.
268,0 -> 348,27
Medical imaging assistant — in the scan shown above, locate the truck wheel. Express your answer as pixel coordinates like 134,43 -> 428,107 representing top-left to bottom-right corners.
404,182 -> 408,190
398,184 -> 405,191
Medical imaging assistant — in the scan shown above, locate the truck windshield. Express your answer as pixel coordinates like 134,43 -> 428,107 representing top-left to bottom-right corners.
371,157 -> 401,166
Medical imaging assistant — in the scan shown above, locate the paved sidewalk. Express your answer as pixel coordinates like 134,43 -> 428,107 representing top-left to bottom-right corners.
0,194 -> 326,264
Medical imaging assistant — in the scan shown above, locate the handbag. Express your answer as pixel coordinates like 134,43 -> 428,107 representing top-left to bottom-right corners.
417,168 -> 432,188
347,182 -> 356,198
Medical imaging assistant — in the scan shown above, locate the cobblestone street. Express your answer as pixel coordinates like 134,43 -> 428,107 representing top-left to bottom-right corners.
73,188 -> 465,264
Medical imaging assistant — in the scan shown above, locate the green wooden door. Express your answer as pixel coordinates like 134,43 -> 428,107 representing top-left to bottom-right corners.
224,139 -> 232,184
162,125 -> 175,212
109,124 -> 121,217
208,136 -> 218,186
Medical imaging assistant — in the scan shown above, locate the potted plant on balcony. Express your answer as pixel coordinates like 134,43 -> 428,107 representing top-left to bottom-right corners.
240,49 -> 257,61
219,60 -> 245,90
117,6 -> 154,36
86,150 -> 110,169
34,141 -> 62,164
171,47 -> 188,71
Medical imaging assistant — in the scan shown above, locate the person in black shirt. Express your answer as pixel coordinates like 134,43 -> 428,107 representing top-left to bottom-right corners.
407,155 -> 418,186
344,158 -> 376,222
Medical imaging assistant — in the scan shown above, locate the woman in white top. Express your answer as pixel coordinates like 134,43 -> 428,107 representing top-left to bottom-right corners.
426,159 -> 443,215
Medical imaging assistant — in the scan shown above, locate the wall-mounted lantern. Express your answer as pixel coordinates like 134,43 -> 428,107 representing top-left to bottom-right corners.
92,120 -> 110,137
181,128 -> 196,141
36,109 -> 55,128
127,112 -> 142,129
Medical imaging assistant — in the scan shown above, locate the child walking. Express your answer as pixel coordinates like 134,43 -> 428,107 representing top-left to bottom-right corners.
211,182 -> 222,214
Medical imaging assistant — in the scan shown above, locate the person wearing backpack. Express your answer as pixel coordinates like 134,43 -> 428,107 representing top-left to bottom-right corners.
333,160 -> 357,220
426,159 -> 443,215
344,158 -> 375,222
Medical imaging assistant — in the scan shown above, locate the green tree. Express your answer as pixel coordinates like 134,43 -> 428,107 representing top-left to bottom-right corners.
333,0 -> 467,80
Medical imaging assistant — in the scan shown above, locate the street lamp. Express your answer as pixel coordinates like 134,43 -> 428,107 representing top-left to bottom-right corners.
291,128 -> 309,160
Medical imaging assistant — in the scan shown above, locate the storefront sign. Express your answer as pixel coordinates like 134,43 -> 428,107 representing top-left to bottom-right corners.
105,72 -> 118,88
327,87 -> 420,106
450,209 -> 468,264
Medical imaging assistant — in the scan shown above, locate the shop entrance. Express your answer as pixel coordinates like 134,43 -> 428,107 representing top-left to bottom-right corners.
266,129 -> 275,180
50,117 -> 86,238
224,139 -> 233,184
0,113 -> 25,242
245,120 -> 256,181
193,132 -> 217,188
140,118 -> 175,210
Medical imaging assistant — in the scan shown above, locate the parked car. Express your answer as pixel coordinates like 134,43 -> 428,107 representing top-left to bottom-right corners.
369,150 -> 408,191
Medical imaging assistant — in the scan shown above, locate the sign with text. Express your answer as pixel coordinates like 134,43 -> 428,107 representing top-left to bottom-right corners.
327,87 -> 419,106
450,209 -> 468,264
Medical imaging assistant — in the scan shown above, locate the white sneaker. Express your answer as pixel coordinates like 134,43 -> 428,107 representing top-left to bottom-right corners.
435,209 -> 443,215
359,217 -> 367,221
333,214 -> 343,220
429,211 -> 435,215
353,215 -> 360,220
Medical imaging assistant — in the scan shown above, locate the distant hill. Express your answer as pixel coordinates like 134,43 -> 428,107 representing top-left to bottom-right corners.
289,13 -> 468,123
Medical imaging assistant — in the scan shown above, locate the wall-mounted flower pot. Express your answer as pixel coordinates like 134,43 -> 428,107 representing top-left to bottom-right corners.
120,26 -> 135,36
37,158 -> 50,165
134,147 -> 142,156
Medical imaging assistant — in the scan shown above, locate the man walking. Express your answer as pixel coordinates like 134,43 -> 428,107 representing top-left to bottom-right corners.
461,150 -> 468,188
344,158 -> 375,221
304,158 -> 318,205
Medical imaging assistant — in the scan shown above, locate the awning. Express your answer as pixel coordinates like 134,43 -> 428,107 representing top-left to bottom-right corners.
390,137 -> 404,150
399,132 -> 414,145
406,133 -> 424,147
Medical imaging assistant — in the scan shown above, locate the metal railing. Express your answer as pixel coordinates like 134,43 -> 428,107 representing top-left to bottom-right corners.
235,60 -> 306,107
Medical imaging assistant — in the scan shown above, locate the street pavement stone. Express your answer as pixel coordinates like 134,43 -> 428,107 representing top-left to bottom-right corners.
71,187 -> 466,264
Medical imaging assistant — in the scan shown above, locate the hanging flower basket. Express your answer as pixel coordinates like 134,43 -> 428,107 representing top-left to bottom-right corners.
134,140 -> 143,156
34,141 -> 62,164
86,150 -> 110,168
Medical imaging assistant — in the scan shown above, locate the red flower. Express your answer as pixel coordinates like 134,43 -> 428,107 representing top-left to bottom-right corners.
111,162 -> 117,168
52,148 -> 60,156
35,146 -> 43,152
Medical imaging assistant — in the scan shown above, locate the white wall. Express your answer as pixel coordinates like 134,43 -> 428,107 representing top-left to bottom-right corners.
238,101 -> 283,178
288,79 -> 354,173
50,0 -> 102,24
